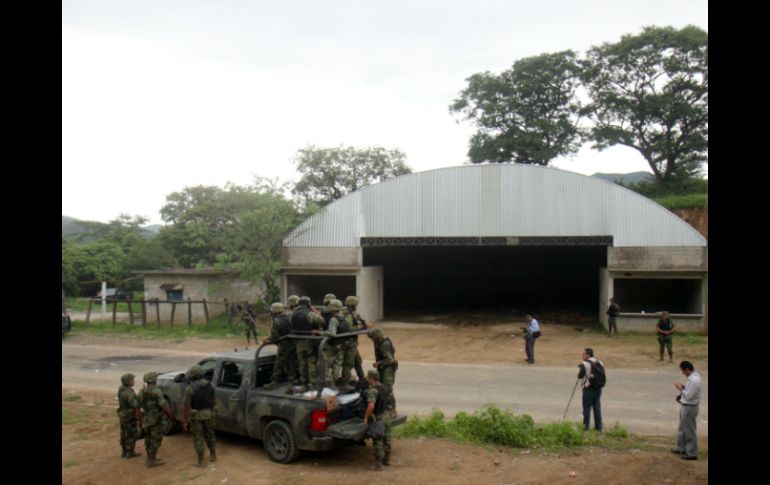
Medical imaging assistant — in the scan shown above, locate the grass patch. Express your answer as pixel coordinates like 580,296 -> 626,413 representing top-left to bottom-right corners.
395,405 -> 641,451
62,460 -> 78,468
63,394 -> 82,402
653,193 -> 708,210
70,315 -> 253,340
62,408 -> 89,425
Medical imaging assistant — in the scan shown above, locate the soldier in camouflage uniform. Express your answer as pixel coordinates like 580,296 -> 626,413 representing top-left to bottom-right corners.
341,296 -> 368,385
183,365 -> 217,467
363,369 -> 393,471
368,327 -> 398,414
241,304 -> 259,345
138,371 -> 176,467
313,299 -> 349,389
291,296 -> 326,390
117,373 -> 142,458
264,302 -> 298,389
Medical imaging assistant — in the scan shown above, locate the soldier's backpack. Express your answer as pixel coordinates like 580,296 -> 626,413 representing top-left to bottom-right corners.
191,379 -> 216,410
589,361 -> 607,389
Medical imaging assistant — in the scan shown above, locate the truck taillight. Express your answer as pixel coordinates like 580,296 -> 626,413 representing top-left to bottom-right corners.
311,409 -> 328,432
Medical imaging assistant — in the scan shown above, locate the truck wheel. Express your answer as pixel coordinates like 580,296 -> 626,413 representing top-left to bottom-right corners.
161,411 -> 178,436
263,420 -> 300,463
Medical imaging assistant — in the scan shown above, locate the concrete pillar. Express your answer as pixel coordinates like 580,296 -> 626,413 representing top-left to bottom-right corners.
357,266 -> 383,322
598,267 -> 610,329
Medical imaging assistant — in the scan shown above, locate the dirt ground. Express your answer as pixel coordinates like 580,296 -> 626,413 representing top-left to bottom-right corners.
63,316 -> 708,484
68,314 -> 708,372
62,389 -> 707,485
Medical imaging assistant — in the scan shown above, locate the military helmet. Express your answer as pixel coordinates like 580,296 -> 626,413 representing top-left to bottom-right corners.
188,365 -> 204,379
323,293 -> 336,305
143,371 -> 158,383
287,295 -> 300,306
270,302 -> 285,314
344,295 -> 359,307
328,299 -> 343,311
121,373 -> 135,386
367,327 -> 384,339
366,369 -> 380,381
299,296 -> 311,306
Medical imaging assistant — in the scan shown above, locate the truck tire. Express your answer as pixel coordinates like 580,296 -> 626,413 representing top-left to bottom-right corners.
263,420 -> 300,463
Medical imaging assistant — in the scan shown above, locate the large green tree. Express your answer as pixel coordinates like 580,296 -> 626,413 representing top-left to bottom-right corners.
292,145 -> 412,208
450,51 -> 584,165
581,25 -> 708,182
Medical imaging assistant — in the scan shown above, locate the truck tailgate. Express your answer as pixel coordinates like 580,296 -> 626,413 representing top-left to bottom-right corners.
325,415 -> 407,441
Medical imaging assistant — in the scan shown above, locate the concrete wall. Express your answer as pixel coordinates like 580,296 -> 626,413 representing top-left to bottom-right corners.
282,247 -> 361,267
614,314 -> 706,334
599,267 -> 610,327
144,275 -> 263,323
608,247 -> 707,270
357,266 -> 384,322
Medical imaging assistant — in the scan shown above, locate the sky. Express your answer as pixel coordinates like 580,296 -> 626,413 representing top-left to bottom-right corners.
62,0 -> 708,225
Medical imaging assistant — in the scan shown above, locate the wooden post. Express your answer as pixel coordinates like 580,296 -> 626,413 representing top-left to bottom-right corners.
203,299 -> 210,324
155,298 -> 161,328
141,300 -> 147,326
112,300 -> 118,326
187,297 -> 192,326
170,301 -> 176,326
224,298 -> 230,323
86,299 -> 93,325
127,296 -> 134,325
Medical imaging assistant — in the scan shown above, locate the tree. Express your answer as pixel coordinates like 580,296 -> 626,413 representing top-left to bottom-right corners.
581,25 -> 708,183
292,145 -> 412,207
61,240 -> 126,296
450,51 -> 584,165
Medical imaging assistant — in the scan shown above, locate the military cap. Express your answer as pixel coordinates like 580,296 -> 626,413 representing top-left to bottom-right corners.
270,302 -> 285,314
344,295 -> 359,306
323,293 -> 336,305
328,299 -> 343,311
366,369 -> 380,381
299,296 -> 311,305
367,327 -> 384,339
188,365 -> 204,379
287,295 -> 300,306
143,371 -> 158,383
121,373 -> 135,386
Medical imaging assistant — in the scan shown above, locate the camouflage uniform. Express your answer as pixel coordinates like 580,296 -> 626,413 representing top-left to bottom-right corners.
138,372 -> 171,467
364,370 -> 392,470
265,303 -> 297,387
368,328 -> 398,412
183,365 -> 217,466
241,305 -> 258,344
318,300 -> 347,388
291,297 -> 326,388
116,373 -> 141,458
341,296 -> 367,384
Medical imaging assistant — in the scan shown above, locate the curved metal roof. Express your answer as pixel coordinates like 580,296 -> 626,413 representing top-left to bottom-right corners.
284,164 -> 706,248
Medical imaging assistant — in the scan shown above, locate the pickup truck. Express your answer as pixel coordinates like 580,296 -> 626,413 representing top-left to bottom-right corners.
155,333 -> 406,463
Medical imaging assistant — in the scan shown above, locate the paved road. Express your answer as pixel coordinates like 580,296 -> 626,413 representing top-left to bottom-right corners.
62,342 -> 707,436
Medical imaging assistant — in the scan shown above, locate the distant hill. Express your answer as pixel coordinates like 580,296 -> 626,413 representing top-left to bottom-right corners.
62,216 -> 161,241
591,171 -> 654,185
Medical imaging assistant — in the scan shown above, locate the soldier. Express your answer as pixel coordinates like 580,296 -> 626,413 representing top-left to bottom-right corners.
287,295 -> 300,311
264,302 -> 298,389
656,311 -> 675,362
367,327 -> 398,414
313,299 -> 349,389
182,365 -> 217,467
241,304 -> 259,345
291,296 -> 326,391
137,372 -> 176,467
341,295 -> 368,385
363,369 -> 393,471
116,373 -> 142,458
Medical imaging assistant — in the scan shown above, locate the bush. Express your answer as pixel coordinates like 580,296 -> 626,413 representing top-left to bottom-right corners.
451,405 -> 536,448
653,193 -> 708,210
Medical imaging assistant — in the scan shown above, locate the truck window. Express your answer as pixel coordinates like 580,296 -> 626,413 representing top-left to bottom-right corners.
217,361 -> 245,389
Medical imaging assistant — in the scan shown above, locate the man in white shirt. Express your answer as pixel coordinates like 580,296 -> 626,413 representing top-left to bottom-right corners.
672,361 -> 701,460
522,314 -> 540,364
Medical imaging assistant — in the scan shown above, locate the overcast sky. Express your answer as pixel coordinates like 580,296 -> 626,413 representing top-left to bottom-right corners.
62,0 -> 708,225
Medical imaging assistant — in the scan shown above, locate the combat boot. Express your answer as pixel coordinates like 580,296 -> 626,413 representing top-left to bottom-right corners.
146,452 -> 164,468
125,447 -> 141,458
368,459 -> 383,471
121,448 -> 127,458
382,452 -> 391,466
209,451 -> 217,462
263,380 -> 280,390
195,453 -> 206,468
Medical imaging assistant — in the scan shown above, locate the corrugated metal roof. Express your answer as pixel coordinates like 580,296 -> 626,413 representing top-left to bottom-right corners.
284,164 -> 706,248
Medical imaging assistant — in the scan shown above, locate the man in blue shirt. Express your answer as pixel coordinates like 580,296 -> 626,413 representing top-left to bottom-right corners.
521,314 -> 540,364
